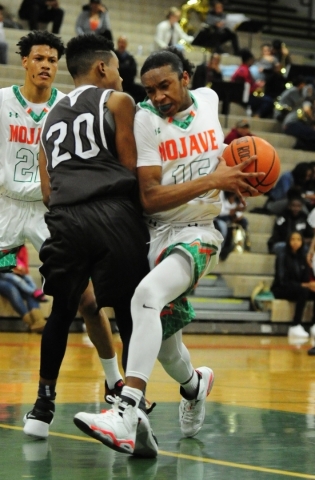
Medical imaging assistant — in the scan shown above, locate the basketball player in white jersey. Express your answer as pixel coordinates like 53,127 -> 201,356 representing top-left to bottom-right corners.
74,50 -> 265,454
0,30 -> 123,425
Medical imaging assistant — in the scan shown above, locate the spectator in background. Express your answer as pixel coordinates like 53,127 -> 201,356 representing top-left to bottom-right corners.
6,245 -> 47,302
274,75 -> 306,123
214,191 -> 249,260
264,162 -> 313,215
224,118 -> 253,144
205,1 -> 240,55
1,4 -> 23,29
267,191 -> 313,255
18,0 -> 64,34
271,231 -> 315,339
114,35 -> 145,103
0,246 -> 47,332
76,0 -> 112,40
230,48 -> 266,117
304,161 -> 315,191
282,84 -> 315,151
191,52 -> 223,89
154,6 -> 194,50
271,39 -> 292,70
0,5 -> 8,64
262,62 -> 287,118
255,43 -> 279,82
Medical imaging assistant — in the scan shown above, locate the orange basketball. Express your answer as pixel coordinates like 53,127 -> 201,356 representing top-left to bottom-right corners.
222,136 -> 281,197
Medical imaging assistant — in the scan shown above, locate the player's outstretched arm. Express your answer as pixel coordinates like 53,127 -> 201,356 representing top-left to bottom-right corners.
106,91 -> 137,175
38,143 -> 51,208
137,155 -> 265,214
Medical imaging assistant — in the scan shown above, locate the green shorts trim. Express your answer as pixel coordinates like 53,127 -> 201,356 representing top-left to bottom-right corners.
158,240 -> 218,340
0,248 -> 18,272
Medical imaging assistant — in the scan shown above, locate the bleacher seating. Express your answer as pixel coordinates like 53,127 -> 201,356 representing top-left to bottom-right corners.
1,0 -> 315,334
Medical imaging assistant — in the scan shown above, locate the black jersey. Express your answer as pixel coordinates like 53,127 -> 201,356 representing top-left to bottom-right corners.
41,85 -> 137,207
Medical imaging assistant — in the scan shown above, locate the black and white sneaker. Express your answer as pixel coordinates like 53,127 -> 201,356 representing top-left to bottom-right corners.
104,379 -> 124,403
23,398 -> 55,439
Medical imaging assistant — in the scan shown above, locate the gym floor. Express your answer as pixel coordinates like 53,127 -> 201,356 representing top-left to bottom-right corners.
1,332 -> 315,479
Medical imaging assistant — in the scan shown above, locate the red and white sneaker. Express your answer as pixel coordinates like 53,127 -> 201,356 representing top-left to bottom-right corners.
179,367 -> 214,438
74,397 -> 140,455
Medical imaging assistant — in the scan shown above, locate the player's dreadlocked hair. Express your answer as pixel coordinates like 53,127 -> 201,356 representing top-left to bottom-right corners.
66,34 -> 114,78
16,30 -> 65,59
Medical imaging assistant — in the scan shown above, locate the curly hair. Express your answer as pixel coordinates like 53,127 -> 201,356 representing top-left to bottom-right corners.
16,30 -> 65,59
66,34 -> 114,78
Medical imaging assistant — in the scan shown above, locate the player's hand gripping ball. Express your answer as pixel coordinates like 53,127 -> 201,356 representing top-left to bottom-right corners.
222,136 -> 281,197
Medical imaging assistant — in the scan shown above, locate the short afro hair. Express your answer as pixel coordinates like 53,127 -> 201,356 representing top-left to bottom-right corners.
16,30 -> 65,59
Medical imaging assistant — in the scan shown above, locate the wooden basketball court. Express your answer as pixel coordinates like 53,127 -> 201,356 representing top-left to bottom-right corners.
1,331 -> 315,479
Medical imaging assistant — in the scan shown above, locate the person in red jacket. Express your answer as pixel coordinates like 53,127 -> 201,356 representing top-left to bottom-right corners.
224,119 -> 253,144
231,48 -> 266,117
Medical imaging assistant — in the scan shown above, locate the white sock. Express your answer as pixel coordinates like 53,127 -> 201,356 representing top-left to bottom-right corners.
100,354 -> 122,389
121,386 -> 143,408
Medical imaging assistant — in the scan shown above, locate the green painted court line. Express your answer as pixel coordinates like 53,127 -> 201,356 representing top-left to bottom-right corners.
2,424 -> 315,479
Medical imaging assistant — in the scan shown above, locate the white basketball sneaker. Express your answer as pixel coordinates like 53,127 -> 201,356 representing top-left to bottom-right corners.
288,324 -> 309,338
74,397 -> 158,457
179,367 -> 214,438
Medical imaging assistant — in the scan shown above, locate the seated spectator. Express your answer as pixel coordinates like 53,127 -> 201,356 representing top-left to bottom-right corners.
255,43 -> 279,81
262,62 -> 287,118
264,162 -> 313,215
205,1 -> 240,55
214,191 -> 249,260
0,245 -> 47,332
191,52 -> 223,89
282,85 -> 315,151
154,6 -> 194,50
274,75 -> 306,123
271,39 -> 292,71
230,48 -> 268,117
271,231 -> 315,339
224,118 -> 253,144
267,191 -> 313,255
0,273 -> 46,332
0,5 -> 8,64
1,4 -> 22,29
114,35 -> 145,103
76,0 -> 112,39
7,245 -> 47,302
18,0 -> 64,34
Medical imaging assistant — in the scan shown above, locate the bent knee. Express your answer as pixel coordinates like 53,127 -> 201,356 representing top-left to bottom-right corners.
131,281 -> 159,311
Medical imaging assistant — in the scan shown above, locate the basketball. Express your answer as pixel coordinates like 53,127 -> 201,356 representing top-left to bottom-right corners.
222,136 -> 281,197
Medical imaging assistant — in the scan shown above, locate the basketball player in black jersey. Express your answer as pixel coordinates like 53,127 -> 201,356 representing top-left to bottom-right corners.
23,34 -> 158,457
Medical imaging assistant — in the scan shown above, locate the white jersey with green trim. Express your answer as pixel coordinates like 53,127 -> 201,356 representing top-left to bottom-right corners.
135,88 -> 225,224
0,86 -> 65,201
